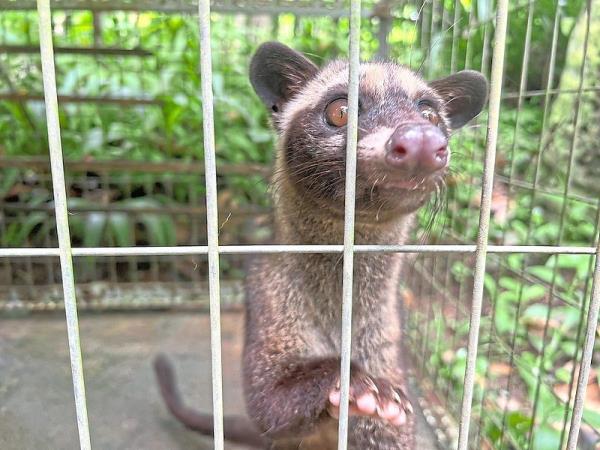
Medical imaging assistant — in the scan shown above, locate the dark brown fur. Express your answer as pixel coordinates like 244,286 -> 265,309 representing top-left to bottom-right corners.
154,42 -> 487,450
243,178 -> 415,449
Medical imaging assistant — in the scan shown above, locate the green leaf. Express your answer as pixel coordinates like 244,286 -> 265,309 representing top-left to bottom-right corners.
483,273 -> 496,298
527,265 -> 564,286
494,304 -> 513,334
107,213 -> 134,247
522,284 -> 547,302
531,426 -> 561,450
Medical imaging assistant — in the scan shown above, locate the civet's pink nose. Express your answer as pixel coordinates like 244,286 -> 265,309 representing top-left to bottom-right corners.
385,123 -> 448,174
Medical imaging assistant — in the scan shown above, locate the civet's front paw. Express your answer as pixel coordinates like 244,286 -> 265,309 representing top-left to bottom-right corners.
328,373 -> 413,426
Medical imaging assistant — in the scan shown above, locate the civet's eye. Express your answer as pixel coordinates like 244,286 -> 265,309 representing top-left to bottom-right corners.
325,98 -> 348,127
418,101 -> 440,126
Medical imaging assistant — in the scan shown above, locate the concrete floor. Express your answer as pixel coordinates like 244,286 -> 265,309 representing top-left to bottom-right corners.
0,311 -> 437,450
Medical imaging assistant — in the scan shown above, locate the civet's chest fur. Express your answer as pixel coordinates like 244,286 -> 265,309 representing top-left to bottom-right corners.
241,42 -> 487,450
253,181 -> 412,370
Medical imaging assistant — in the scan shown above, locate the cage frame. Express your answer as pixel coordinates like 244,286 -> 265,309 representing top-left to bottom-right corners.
0,0 -> 599,449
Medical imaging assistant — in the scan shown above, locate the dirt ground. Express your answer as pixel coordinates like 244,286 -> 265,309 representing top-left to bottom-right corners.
0,311 -> 438,450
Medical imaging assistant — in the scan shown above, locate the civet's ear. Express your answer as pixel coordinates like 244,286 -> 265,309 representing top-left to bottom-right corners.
429,70 -> 488,129
250,42 -> 319,114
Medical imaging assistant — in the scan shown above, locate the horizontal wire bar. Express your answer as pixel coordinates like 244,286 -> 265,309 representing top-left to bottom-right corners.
494,174 -> 598,206
0,202 -> 268,216
1,245 -> 597,258
0,156 -> 270,176
501,86 -> 600,99
0,44 -> 153,56
0,0 -> 367,16
0,93 -> 160,105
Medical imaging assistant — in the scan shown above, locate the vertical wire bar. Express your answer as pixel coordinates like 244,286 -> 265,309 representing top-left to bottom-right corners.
411,0 -> 428,70
123,174 -> 137,283
337,0 -> 361,448
19,210 -> 37,299
449,0 -> 461,73
559,200 -> 600,446
467,2 -> 494,428
44,221 -> 56,284
420,0 -> 431,60
1,205 -> 15,285
526,1 -> 592,446
197,1 -> 224,448
463,3 -> 476,71
497,2 -> 563,445
456,1 -> 509,449
561,201 -> 600,447
441,0 -> 482,401
36,0 -> 91,448
450,0 -> 485,426
426,0 -> 439,78
480,18 -> 492,79
421,0 -> 440,366
566,237 -> 600,449
102,171 -> 118,284
475,1 -> 535,444
420,259 -> 435,375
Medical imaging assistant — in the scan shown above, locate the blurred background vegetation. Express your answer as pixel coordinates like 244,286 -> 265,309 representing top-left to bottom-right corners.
0,0 -> 598,449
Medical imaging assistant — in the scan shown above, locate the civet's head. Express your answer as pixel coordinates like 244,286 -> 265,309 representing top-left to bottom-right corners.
250,42 -> 488,221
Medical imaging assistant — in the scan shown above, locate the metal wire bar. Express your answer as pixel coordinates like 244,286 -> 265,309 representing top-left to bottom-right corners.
426,0 -> 439,78
197,1 -> 224,448
456,0 -> 509,448
0,0 -> 363,17
480,8 -> 492,80
497,1 -> 564,445
0,156 -> 270,176
463,1 -> 476,70
420,0 -> 431,63
566,241 -> 600,449
0,44 -> 153,56
494,174 -> 598,206
421,0 -> 443,376
475,0 -> 535,444
0,93 -> 161,105
36,0 -> 91,448
449,0 -> 461,72
502,85 -> 600,99
337,1 -> 361,448
1,244 -> 599,258
527,1 -> 593,445
442,0 -> 484,402
560,200 -> 600,447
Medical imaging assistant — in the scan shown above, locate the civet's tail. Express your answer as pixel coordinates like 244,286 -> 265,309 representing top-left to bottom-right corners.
153,354 -> 268,448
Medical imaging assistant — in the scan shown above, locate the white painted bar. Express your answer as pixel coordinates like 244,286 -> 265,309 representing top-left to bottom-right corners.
337,0 -> 361,448
197,1 -> 225,448
1,245 -> 599,258
457,0 -> 510,448
36,0 -> 91,448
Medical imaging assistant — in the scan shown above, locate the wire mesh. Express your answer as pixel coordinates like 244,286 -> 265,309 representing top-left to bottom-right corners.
1,0 -> 599,449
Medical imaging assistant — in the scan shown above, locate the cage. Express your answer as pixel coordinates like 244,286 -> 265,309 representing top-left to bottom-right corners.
0,0 -> 599,449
